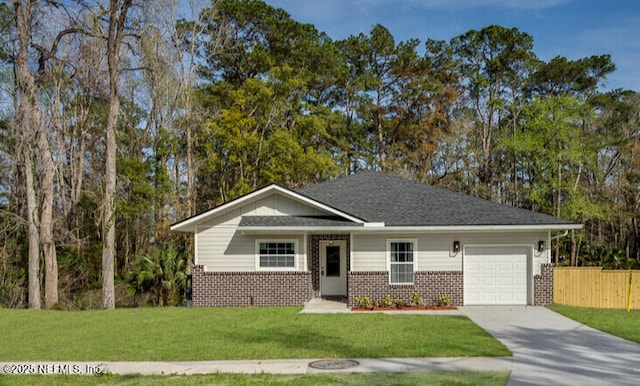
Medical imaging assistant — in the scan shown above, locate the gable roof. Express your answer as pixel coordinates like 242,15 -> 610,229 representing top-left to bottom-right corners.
172,171 -> 581,232
170,184 -> 364,232
297,172 -> 576,227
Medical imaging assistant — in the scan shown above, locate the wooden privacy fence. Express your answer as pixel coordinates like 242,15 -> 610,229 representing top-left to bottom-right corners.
554,267 -> 640,309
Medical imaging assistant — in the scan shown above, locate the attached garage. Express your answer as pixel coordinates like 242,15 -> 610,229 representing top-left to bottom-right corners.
463,246 -> 530,305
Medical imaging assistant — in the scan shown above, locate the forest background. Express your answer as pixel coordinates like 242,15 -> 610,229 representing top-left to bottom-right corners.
1,0 -> 639,309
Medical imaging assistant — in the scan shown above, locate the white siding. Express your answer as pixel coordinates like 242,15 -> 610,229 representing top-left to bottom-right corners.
351,231 -> 550,273
351,234 -> 387,271
196,225 -> 254,271
194,192 -> 318,272
200,192 -> 329,227
196,226 -> 306,272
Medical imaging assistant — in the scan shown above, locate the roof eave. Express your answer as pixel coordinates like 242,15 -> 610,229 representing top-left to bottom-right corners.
238,223 -> 582,234
373,224 -> 583,232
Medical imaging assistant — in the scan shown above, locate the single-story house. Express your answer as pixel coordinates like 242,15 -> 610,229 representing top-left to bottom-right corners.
171,172 -> 581,307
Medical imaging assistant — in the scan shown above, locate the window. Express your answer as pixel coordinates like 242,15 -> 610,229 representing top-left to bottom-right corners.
388,240 -> 415,284
325,245 -> 341,277
257,241 -> 296,269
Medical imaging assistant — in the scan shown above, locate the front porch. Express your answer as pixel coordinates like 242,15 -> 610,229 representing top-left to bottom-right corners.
299,297 -> 349,313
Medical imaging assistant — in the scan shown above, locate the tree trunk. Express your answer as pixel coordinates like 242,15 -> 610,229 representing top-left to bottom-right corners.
38,113 -> 57,308
24,153 -> 41,309
102,0 -> 132,309
14,0 -> 40,309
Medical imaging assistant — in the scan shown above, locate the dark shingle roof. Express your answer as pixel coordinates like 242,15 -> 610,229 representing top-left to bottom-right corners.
297,172 -> 574,226
239,215 -> 363,227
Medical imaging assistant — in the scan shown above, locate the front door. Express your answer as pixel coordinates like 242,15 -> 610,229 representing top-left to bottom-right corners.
320,240 -> 347,296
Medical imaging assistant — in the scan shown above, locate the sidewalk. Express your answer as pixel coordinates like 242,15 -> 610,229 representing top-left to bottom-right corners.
1,357 -> 513,376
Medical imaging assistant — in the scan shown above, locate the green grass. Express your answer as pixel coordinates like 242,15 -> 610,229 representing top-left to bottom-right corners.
0,307 -> 509,360
0,371 -> 510,385
548,304 -> 640,344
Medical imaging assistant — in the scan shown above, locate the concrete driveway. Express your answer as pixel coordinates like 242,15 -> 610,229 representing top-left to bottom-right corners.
461,306 -> 640,386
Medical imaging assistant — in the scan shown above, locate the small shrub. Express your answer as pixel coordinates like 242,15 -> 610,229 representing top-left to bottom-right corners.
394,298 -> 406,309
382,294 -> 394,308
354,295 -> 372,309
410,291 -> 422,307
438,294 -> 452,306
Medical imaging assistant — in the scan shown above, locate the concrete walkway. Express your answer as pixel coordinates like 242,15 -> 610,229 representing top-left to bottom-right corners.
299,297 -> 350,313
460,306 -> 640,386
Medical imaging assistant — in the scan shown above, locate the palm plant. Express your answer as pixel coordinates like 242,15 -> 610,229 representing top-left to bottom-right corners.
127,246 -> 187,306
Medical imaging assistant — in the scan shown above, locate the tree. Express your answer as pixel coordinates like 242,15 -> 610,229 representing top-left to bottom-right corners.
531,55 -> 615,97
502,94 -> 600,263
361,24 -> 397,171
449,25 -> 537,199
172,0 -> 218,217
587,90 -> 640,261
193,0 -> 339,203
101,0 -> 133,309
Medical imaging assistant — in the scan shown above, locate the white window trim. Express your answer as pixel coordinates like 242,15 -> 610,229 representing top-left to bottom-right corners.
255,239 -> 298,271
387,239 -> 418,285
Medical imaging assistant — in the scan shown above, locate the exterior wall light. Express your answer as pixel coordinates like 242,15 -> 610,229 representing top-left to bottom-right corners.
453,241 -> 460,253
538,240 -> 545,253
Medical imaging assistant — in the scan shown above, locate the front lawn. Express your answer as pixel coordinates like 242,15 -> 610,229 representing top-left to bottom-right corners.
0,371 -> 510,386
0,307 -> 509,360
548,304 -> 640,344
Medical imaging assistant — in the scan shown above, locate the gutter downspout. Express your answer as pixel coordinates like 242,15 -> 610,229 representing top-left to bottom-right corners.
551,230 -> 569,264
551,230 -> 569,241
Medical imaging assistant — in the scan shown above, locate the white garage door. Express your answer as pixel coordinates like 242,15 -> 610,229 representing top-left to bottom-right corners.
464,246 -> 529,305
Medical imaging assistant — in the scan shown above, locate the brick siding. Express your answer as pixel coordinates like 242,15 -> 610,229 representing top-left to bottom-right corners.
193,246 -> 552,307
534,263 -> 554,306
347,271 -> 463,307
191,265 -> 312,307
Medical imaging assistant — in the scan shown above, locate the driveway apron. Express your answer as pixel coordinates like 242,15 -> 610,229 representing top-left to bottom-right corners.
461,306 -> 640,386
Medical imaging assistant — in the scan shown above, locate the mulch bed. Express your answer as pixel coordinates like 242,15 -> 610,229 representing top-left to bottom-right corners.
352,306 -> 457,311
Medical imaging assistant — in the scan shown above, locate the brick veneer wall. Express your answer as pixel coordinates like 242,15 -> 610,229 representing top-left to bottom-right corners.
347,271 -> 463,307
191,265 -> 312,307
534,263 -> 554,306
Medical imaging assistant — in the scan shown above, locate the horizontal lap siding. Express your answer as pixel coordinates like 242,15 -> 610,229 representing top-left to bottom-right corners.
197,229 -> 306,272
351,234 -> 461,272
197,226 -> 255,271
351,235 -> 386,271
196,192 -> 322,272
351,232 -> 548,274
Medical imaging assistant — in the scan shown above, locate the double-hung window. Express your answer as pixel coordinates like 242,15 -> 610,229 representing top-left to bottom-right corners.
257,241 -> 296,269
388,240 -> 416,284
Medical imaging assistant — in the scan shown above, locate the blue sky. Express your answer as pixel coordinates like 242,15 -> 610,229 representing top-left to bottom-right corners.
265,0 -> 640,92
